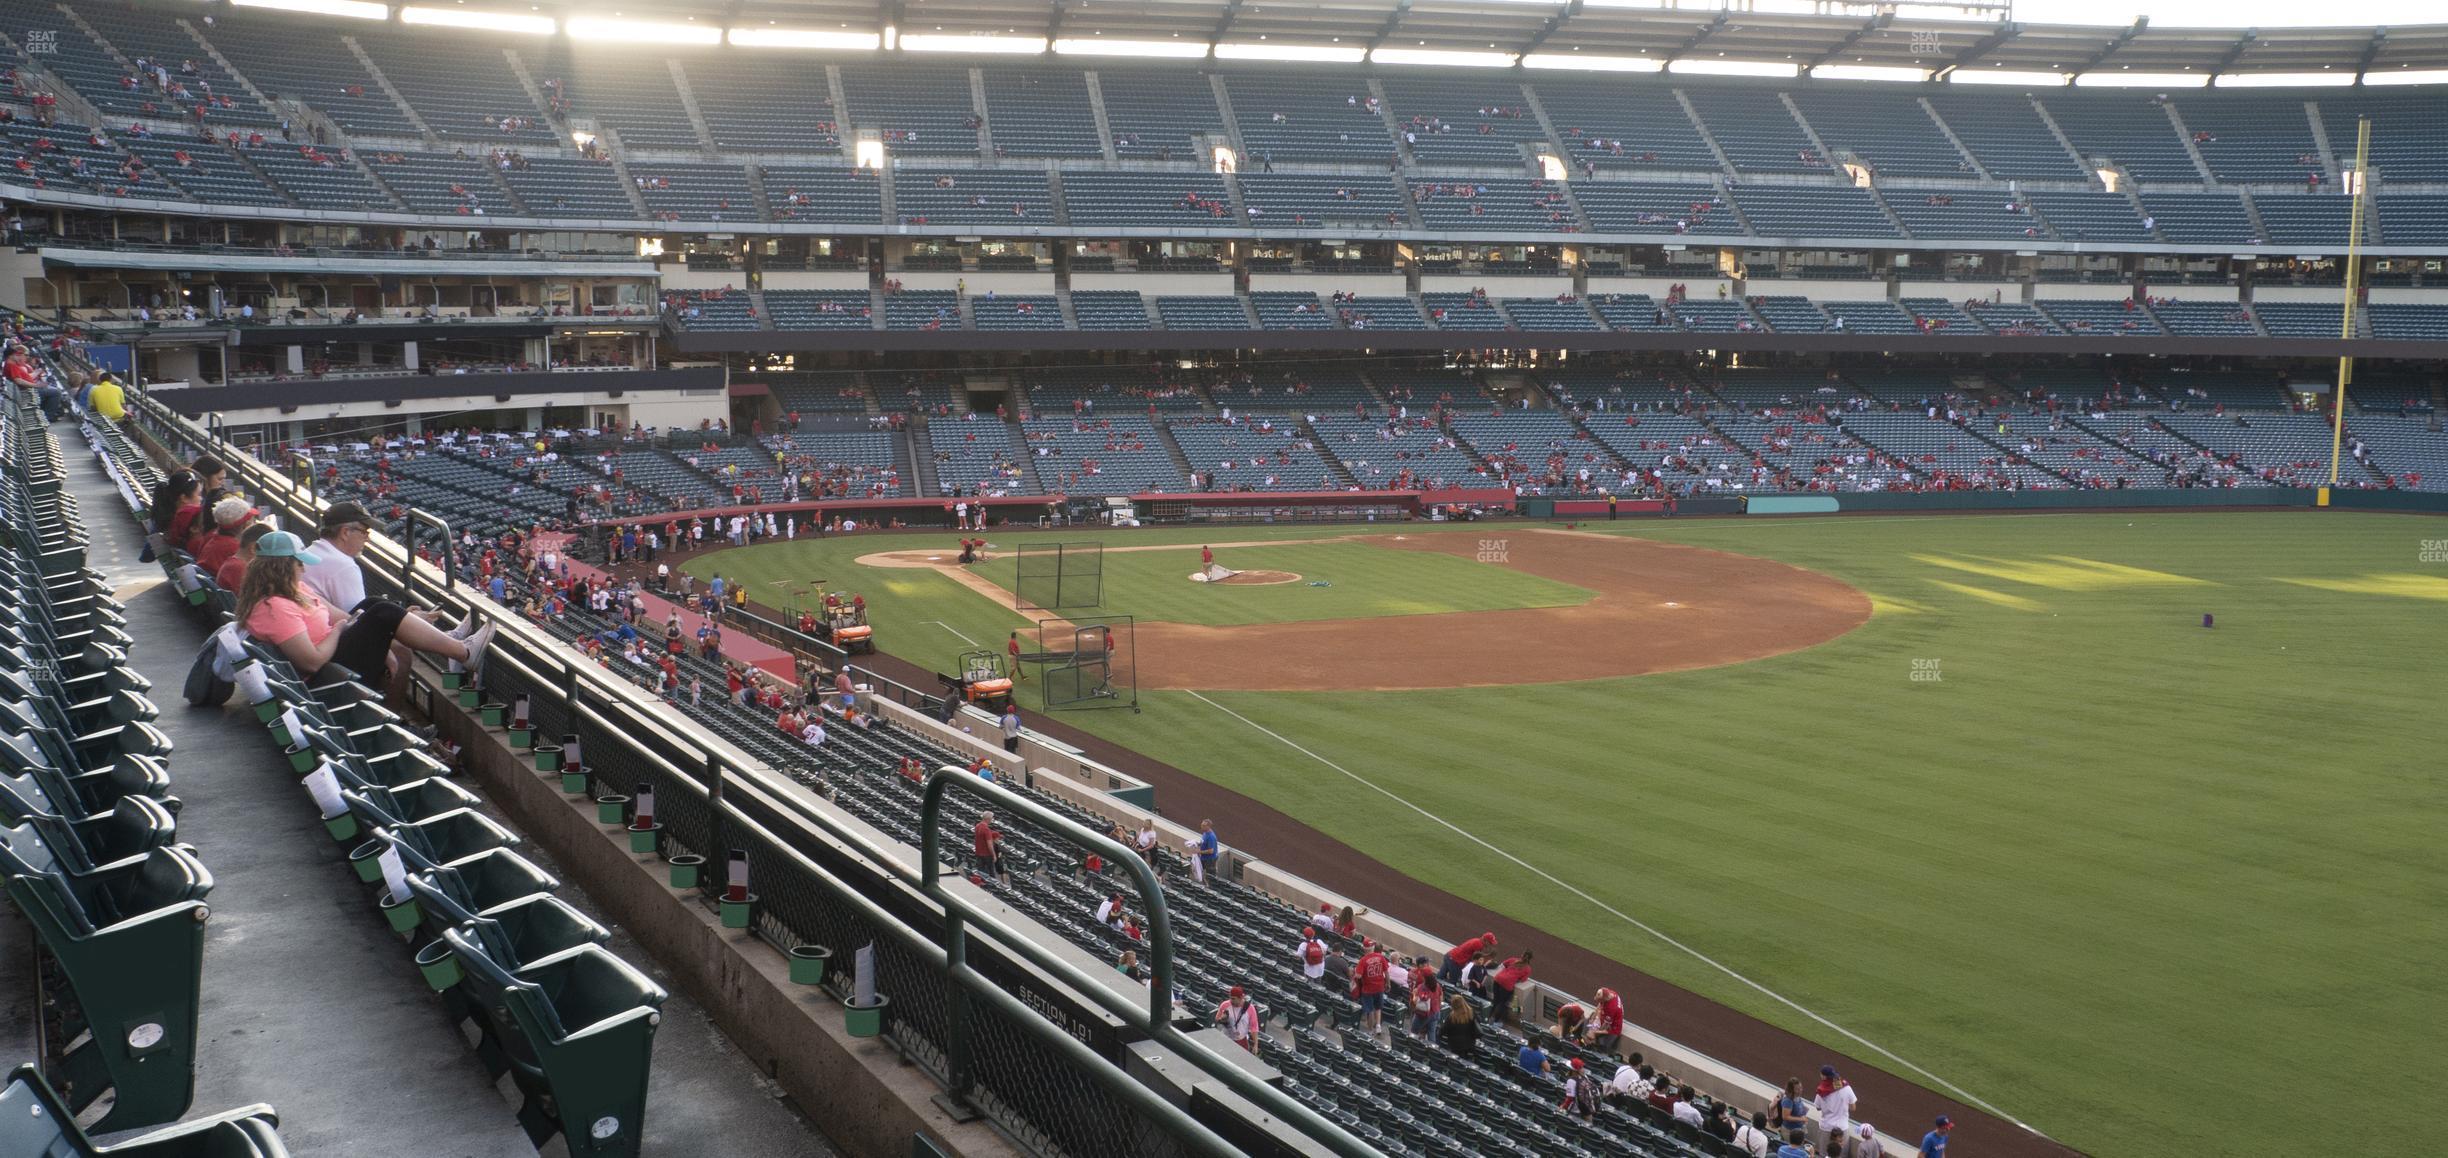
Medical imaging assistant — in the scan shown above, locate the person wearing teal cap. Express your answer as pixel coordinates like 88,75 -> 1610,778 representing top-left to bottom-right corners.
235,530 -> 493,682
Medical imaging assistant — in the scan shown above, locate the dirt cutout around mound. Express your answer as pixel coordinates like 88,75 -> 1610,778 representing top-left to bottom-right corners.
1209,569 -> 1301,586
865,529 -> 1869,692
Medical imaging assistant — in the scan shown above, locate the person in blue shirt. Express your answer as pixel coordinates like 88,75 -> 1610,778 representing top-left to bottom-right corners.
487,573 -> 507,602
1920,1116 -> 1952,1158
1197,819 -> 1220,878
1516,1041 -> 1549,1078
1774,1134 -> 1811,1158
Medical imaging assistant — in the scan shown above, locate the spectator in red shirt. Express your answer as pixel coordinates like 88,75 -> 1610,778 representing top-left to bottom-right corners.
191,496 -> 256,581
971,810 -> 1003,881
1352,942 -> 1393,1034
1405,957 -> 1442,1039
1442,931 -> 1496,984
1490,951 -> 1534,1027
1586,986 -> 1625,1051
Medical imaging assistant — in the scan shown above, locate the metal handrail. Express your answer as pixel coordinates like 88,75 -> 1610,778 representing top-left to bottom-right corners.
399,509 -> 457,601
917,770 -> 1381,1158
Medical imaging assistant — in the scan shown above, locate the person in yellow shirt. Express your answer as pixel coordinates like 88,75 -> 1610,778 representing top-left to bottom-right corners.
85,372 -> 125,420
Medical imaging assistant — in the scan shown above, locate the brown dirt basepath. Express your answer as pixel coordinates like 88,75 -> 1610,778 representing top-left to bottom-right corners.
874,530 -> 1873,692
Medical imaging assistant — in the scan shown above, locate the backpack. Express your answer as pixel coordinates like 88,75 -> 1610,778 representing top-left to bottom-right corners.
182,623 -> 244,707
1303,940 -> 1325,966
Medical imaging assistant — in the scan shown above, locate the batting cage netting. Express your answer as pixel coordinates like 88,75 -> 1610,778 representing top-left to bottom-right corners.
1014,541 -> 1105,610
1034,614 -> 1137,712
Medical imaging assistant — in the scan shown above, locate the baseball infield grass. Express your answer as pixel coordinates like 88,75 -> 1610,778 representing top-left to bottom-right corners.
966,540 -> 1595,626
690,512 -> 2444,1158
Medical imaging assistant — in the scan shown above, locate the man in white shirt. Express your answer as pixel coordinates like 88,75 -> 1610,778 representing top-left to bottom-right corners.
1672,1086 -> 1706,1127
1293,928 -> 1328,982
1814,1066 -> 1858,1149
800,720 -> 825,747
299,501 -> 376,612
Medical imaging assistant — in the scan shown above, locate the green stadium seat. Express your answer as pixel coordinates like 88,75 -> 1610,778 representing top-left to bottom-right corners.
0,841 -> 212,1132
0,733 -> 177,820
442,931 -> 666,1156
0,1063 -> 290,1156
367,807 -> 520,873
0,795 -> 178,874
407,873 -> 608,965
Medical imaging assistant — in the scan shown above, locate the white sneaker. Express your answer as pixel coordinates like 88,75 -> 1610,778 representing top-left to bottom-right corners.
455,621 -> 497,677
446,614 -> 479,641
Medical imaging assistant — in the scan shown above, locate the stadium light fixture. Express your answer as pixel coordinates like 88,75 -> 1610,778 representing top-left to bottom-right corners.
1215,42 -> 1367,63
2074,71 -> 2208,87
2365,68 -> 2448,85
2213,72 -> 2355,87
901,33 -> 1048,53
1053,37 -> 1209,58
1949,68 -> 2069,85
1371,48 -> 1516,67
1811,64 -> 1929,82
1668,59 -> 1800,78
567,17 -> 722,45
729,27 -> 884,50
232,0 -> 387,19
400,6 -> 556,34
1521,52 -> 1663,72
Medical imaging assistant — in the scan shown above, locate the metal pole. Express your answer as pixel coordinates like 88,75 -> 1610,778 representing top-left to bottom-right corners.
2330,116 -> 2370,490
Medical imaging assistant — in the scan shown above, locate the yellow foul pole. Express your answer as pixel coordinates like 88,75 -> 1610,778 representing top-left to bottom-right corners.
2329,116 -> 2371,487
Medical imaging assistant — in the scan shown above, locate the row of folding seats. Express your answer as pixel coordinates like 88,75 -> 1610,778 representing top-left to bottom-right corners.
0,397 -> 229,1139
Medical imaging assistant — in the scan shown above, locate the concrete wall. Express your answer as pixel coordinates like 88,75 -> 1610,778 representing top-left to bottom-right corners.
1421,274 -> 1570,296
1771,278 -> 1890,302
1899,280 -> 2021,304
1248,272 -> 1407,297
888,272 -> 1057,296
1587,276 -> 1711,299
195,384 -> 725,429
656,265 -> 751,292
2033,282 -> 2135,302
763,271 -> 871,293
1071,271 -> 1232,297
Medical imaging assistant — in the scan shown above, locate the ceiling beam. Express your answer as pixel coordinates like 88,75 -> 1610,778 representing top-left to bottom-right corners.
1207,0 -> 1245,46
1930,21 -> 2019,80
1660,10 -> 1729,65
2208,28 -> 2257,77
1515,0 -> 1580,60
2073,16 -> 2149,75
2355,27 -> 2387,82
1367,0 -> 1415,53
1806,14 -> 1890,72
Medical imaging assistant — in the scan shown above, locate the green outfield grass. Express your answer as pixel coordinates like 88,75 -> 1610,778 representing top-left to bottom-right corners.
964,539 -> 1593,626
690,513 -> 2445,1158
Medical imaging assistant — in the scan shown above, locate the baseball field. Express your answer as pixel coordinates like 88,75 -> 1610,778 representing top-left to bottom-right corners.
686,511 -> 2444,1158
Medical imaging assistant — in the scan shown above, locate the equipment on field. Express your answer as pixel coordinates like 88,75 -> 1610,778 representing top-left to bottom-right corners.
1015,541 -> 1105,610
941,650 -> 1015,713
800,591 -> 875,654
1018,615 -> 1138,713
1189,563 -> 1238,583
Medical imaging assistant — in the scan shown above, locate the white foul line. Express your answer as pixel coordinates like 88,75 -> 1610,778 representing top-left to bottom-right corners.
1181,688 -> 2041,1135
925,621 -> 979,646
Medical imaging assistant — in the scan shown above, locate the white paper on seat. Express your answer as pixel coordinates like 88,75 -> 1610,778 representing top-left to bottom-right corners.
302,762 -> 347,820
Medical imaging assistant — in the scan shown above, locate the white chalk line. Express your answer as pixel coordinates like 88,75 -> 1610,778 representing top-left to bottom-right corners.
924,621 -> 979,646
1181,688 -> 2042,1136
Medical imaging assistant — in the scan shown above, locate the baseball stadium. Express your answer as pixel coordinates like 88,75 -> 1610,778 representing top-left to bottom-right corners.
0,0 -> 2438,1156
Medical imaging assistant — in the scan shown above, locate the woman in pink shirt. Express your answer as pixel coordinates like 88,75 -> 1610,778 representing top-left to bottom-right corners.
237,532 -> 493,681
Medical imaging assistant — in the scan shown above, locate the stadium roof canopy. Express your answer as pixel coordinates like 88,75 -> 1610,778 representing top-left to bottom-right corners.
473,0 -> 2448,83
